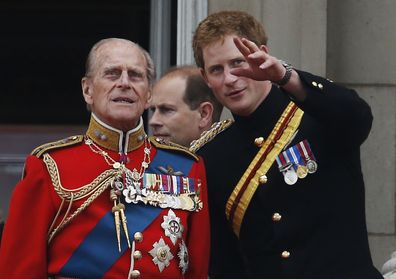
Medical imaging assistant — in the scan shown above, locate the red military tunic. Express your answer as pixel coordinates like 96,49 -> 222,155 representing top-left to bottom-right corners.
0,114 -> 210,278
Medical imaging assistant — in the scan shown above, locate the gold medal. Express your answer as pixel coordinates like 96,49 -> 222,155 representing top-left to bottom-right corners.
296,165 -> 308,179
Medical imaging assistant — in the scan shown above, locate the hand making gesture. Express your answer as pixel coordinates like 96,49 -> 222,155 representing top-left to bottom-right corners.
230,37 -> 286,83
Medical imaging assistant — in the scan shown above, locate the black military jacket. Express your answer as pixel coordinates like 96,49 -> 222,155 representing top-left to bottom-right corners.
198,71 -> 383,279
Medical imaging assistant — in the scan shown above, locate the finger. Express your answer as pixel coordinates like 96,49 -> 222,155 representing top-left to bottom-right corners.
248,51 -> 266,61
233,37 -> 251,57
241,38 -> 260,53
230,67 -> 253,78
259,59 -> 273,70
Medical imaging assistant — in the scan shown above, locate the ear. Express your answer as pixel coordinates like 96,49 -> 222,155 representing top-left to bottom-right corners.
198,101 -> 214,129
200,68 -> 212,88
144,89 -> 152,109
81,77 -> 93,105
259,44 -> 269,54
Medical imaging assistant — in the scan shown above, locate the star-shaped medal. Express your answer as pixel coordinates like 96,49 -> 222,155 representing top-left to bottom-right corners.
177,240 -> 189,274
149,237 -> 174,272
161,209 -> 184,245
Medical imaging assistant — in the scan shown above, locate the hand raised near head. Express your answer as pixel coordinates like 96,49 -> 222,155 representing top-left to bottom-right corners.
230,37 -> 286,83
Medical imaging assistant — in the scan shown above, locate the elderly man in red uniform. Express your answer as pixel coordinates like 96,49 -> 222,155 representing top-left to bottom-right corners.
0,38 -> 209,279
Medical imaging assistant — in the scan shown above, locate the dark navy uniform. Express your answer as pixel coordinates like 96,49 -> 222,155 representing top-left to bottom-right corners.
198,71 -> 383,279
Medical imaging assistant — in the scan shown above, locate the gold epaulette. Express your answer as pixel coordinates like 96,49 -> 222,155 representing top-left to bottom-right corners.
189,119 -> 234,153
31,135 -> 84,158
150,136 -> 199,161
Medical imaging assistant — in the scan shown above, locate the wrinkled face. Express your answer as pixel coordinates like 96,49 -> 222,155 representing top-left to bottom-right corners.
201,35 -> 269,116
149,76 -> 202,147
82,41 -> 150,131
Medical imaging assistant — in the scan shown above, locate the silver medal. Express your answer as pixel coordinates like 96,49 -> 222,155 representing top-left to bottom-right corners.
306,159 -> 318,173
284,168 -> 298,185
177,240 -> 189,274
149,237 -> 174,272
123,187 -> 138,204
161,209 -> 184,245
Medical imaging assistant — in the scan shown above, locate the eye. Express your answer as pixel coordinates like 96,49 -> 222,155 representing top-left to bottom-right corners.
209,65 -> 223,75
104,69 -> 121,79
232,59 -> 245,67
159,106 -> 174,115
128,70 -> 144,80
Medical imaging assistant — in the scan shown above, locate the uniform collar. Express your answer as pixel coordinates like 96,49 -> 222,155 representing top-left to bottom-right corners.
86,113 -> 146,153
232,85 -> 290,135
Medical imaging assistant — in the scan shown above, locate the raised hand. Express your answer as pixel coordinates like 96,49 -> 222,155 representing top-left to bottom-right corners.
230,37 -> 286,83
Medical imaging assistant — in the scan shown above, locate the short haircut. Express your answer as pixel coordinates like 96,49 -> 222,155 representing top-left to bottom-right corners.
193,10 -> 268,69
161,65 -> 223,122
84,38 -> 156,87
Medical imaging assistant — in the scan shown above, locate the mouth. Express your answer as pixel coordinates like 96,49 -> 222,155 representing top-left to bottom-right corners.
226,88 -> 245,98
112,96 -> 134,104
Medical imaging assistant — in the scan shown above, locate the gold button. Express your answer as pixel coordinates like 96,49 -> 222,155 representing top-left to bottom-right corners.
254,137 -> 264,147
318,83 -> 323,89
129,270 -> 141,278
133,250 -> 142,260
272,212 -> 282,222
71,136 -> 77,140
134,232 -> 143,242
281,250 -> 290,258
311,81 -> 318,87
259,175 -> 268,184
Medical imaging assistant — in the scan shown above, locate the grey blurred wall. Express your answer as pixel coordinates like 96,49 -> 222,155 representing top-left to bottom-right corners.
207,0 -> 396,271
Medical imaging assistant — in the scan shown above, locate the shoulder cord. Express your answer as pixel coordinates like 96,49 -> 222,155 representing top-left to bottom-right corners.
189,119 -> 234,153
43,153 -> 119,243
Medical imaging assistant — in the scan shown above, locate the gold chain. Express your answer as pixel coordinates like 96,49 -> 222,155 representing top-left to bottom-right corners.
84,135 -> 152,181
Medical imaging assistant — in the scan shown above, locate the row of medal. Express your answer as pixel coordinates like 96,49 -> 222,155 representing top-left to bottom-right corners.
276,140 -> 318,185
111,170 -> 202,212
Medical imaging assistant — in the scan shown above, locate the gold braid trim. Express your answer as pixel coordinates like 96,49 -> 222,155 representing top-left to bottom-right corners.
150,136 -> 199,161
43,153 -> 119,243
43,153 -> 120,200
32,135 -> 84,158
189,119 -> 234,153
48,180 -> 111,243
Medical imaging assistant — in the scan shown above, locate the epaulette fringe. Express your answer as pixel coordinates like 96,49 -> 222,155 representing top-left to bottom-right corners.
149,136 -> 199,161
189,119 -> 234,153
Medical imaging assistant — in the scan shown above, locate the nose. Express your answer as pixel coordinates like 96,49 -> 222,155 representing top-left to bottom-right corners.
117,71 -> 131,89
149,110 -> 162,129
224,67 -> 238,85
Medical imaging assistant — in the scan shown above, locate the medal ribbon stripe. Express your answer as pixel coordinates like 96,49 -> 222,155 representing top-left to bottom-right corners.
291,145 -> 304,165
302,139 -> 316,161
225,102 -> 304,237
142,173 -> 196,195
283,150 -> 292,164
296,141 -> 309,163
287,148 -> 298,166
